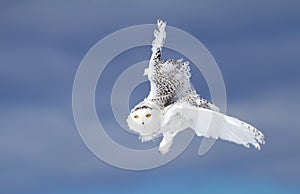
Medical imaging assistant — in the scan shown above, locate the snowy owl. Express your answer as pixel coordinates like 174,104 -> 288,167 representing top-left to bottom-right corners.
127,19 -> 265,154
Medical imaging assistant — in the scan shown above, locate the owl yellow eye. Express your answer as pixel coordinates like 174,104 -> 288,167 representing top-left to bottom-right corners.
134,115 -> 139,119
145,113 -> 151,118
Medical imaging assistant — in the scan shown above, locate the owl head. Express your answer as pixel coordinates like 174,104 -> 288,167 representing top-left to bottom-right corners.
127,100 -> 163,141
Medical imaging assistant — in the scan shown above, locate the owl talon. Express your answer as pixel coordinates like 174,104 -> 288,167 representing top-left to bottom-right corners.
159,134 -> 174,155
159,145 -> 170,155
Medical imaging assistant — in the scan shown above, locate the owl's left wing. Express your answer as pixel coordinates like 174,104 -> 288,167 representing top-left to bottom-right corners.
162,102 -> 265,149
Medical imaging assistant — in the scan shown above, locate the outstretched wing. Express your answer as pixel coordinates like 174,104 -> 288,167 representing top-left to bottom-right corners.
162,102 -> 265,149
144,19 -> 192,107
144,19 -> 218,111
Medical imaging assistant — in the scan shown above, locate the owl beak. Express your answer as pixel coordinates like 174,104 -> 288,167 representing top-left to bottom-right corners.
142,122 -> 145,125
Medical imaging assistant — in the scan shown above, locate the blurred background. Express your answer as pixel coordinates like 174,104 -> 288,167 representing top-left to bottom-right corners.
1,1 -> 300,194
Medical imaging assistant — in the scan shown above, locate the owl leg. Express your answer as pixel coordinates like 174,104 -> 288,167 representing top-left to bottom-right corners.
159,132 -> 176,155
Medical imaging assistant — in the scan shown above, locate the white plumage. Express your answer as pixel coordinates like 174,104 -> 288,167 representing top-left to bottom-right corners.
127,19 -> 265,154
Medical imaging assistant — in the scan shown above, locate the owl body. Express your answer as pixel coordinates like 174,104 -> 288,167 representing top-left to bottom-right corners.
127,19 -> 264,154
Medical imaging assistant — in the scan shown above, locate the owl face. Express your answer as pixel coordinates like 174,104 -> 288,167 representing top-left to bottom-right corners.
127,102 -> 162,138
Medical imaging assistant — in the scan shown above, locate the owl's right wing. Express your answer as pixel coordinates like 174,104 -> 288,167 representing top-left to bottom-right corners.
162,102 -> 265,149
144,20 -> 194,107
144,20 -> 174,106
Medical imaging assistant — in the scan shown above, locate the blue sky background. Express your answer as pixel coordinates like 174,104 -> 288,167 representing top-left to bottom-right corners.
1,1 -> 300,194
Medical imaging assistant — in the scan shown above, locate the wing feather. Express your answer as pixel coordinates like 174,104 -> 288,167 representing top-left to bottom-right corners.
163,103 -> 265,149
